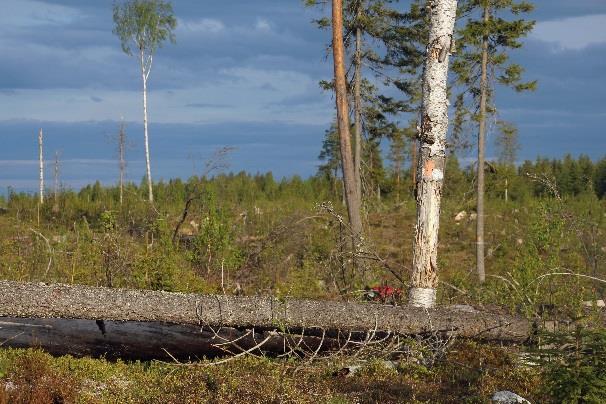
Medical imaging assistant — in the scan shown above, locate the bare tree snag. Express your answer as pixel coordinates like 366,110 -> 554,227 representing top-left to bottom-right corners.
118,118 -> 127,206
38,128 -> 44,205
410,0 -> 458,308
52,151 -> 61,213
332,0 -> 363,242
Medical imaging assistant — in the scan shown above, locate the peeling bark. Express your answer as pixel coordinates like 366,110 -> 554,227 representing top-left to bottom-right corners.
410,0 -> 458,308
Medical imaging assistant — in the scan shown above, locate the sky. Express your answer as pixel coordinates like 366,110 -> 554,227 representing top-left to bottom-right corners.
0,0 -> 604,193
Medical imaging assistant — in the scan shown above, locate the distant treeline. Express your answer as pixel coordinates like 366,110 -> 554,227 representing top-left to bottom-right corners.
2,154 -> 605,217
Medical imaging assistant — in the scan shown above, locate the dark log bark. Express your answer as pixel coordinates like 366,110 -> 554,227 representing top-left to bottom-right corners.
0,317 -> 341,362
0,281 -> 530,358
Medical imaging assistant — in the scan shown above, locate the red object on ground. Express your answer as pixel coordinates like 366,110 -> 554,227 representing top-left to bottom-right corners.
369,285 -> 402,303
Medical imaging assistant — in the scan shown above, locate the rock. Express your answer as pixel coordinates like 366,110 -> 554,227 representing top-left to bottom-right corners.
582,300 -> 605,308
516,238 -> 523,246
51,235 -> 67,244
335,365 -> 362,378
3,381 -> 16,392
454,211 -> 467,222
492,391 -> 530,403
189,220 -> 199,231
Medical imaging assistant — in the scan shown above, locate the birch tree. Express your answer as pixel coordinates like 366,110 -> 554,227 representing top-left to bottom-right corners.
332,0 -> 363,241
409,0 -> 458,308
113,0 -> 176,203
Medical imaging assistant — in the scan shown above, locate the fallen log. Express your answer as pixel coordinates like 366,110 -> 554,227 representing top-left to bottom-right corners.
0,281 -> 530,361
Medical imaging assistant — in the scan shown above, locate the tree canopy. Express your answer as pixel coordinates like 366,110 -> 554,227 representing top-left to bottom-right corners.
113,0 -> 177,57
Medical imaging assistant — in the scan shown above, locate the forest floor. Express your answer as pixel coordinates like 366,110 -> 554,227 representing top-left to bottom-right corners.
0,342 -> 543,403
0,179 -> 604,402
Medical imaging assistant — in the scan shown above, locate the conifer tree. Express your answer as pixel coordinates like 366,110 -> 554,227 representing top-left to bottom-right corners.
452,0 -> 536,283
332,0 -> 364,241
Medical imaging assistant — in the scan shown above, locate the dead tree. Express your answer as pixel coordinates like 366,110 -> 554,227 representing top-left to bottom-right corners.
52,151 -> 61,213
409,0 -> 458,308
118,119 -> 127,206
38,128 -> 44,204
0,281 -> 531,361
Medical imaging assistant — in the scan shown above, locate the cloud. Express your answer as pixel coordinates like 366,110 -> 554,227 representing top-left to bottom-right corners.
532,14 -> 606,50
255,18 -> 271,33
179,18 -> 225,34
185,102 -> 231,109
1,0 -> 82,29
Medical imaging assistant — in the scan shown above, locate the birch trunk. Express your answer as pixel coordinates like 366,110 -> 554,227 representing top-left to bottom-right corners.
476,5 -> 489,283
409,0 -> 458,308
332,0 -> 363,241
38,128 -> 44,205
141,49 -> 154,203
353,3 -> 363,205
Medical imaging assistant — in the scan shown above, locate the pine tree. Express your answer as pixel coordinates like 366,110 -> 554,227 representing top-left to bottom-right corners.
318,123 -> 342,196
307,0 -> 423,204
495,120 -> 519,166
452,0 -> 536,283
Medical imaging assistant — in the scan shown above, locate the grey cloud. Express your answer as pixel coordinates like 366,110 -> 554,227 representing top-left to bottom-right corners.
185,102 -> 231,109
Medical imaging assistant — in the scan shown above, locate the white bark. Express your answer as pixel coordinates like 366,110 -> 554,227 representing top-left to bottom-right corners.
409,0 -> 458,308
38,128 -> 44,204
141,50 -> 154,203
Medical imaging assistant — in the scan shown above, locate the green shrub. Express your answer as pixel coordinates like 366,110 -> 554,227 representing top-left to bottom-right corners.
538,327 -> 606,403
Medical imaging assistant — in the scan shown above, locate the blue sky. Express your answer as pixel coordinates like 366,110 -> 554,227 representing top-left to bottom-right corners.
0,0 -> 604,193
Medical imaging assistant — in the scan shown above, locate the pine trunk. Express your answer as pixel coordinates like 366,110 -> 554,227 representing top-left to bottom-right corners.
353,5 -> 363,205
141,50 -> 154,203
38,128 -> 44,205
411,138 -> 417,196
409,0 -> 458,308
332,0 -> 363,241
476,5 -> 489,284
